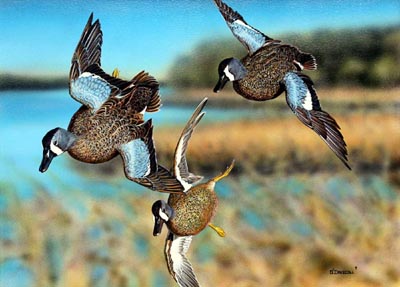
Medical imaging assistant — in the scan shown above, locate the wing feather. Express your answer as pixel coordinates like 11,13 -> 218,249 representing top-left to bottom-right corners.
69,13 -> 102,83
173,98 -> 208,192
165,233 -> 200,287
213,0 -> 272,55
283,72 -> 351,169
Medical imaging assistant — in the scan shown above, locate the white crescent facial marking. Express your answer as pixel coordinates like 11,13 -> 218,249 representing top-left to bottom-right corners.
223,66 -> 235,81
159,209 -> 169,222
50,142 -> 63,155
302,90 -> 313,111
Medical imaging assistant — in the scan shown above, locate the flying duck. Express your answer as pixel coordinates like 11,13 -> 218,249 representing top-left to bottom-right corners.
39,13 -> 184,193
213,0 -> 350,169
151,98 -> 234,287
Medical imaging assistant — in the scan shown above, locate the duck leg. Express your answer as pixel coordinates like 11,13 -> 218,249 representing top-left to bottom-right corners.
208,223 -> 226,237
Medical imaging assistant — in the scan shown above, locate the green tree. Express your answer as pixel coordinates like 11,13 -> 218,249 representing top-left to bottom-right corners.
166,26 -> 400,88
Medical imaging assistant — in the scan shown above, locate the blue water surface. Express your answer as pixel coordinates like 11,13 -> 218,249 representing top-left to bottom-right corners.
0,89 -> 262,200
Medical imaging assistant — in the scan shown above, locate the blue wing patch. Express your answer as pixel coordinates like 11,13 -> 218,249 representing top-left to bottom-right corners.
70,72 -> 113,112
119,139 -> 151,179
230,20 -> 267,54
284,72 -> 320,111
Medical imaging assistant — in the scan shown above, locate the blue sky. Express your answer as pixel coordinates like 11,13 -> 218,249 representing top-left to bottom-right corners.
1,0 -> 399,79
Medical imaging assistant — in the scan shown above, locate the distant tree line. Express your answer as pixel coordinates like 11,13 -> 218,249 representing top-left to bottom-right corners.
166,26 -> 400,88
0,74 -> 67,90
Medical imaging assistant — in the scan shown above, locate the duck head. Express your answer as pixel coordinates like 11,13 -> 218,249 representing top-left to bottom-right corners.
214,58 -> 247,93
39,127 -> 76,173
151,200 -> 175,236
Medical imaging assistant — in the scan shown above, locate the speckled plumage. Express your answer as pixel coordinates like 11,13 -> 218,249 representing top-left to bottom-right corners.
213,0 -> 350,169
161,99 -> 230,236
151,99 -> 233,287
167,181 -> 218,236
66,14 -> 161,163
234,42 -> 315,101
67,105 -> 145,163
39,13 -> 184,193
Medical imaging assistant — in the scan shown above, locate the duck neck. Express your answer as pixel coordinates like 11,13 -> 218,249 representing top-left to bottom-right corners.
61,129 -> 78,150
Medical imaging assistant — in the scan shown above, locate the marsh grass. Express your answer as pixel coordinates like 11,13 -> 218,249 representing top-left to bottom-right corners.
1,171 -> 398,287
153,113 -> 399,177
164,86 -> 400,112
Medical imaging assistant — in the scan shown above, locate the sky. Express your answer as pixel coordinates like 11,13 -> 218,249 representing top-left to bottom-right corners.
1,0 -> 399,79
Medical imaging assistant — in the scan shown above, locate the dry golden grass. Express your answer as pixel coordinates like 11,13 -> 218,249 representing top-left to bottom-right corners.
153,113 -> 399,176
166,86 -> 400,108
2,171 -> 399,287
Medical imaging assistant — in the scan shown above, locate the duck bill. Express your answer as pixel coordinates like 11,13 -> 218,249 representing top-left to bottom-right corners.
213,76 -> 228,93
39,150 -> 55,173
153,216 -> 165,236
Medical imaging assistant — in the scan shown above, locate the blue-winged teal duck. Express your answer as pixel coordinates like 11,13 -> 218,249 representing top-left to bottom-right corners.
213,0 -> 350,169
39,14 -> 183,193
151,98 -> 234,287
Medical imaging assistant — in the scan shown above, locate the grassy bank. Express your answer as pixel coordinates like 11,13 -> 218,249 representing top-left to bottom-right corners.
153,113 -> 398,178
163,86 -> 400,112
1,171 -> 398,287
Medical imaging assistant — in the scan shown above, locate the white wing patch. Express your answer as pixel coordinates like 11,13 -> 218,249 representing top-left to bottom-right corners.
293,60 -> 304,70
167,235 -> 199,287
234,19 -> 256,34
170,236 -> 192,270
174,138 -> 193,193
302,90 -> 313,111
139,106 -> 147,115
80,72 -> 99,78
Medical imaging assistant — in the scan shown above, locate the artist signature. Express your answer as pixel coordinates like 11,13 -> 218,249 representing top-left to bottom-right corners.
329,266 -> 357,275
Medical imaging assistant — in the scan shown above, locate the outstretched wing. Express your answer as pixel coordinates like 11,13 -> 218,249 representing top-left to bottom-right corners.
68,14 -> 161,115
173,98 -> 208,192
283,72 -> 351,169
118,120 -> 184,194
133,165 -> 185,194
69,13 -> 102,82
94,68 -> 161,116
164,232 -> 200,287
213,0 -> 272,55
117,120 -> 155,180
69,13 -> 115,111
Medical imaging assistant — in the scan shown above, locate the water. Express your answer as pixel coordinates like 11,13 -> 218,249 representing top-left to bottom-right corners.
0,89 -> 262,198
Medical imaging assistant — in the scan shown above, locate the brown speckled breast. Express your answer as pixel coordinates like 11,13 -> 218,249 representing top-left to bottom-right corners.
167,182 -> 218,236
67,105 -> 144,163
234,44 -> 301,101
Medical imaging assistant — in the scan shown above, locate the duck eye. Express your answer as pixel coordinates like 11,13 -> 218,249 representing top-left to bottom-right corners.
54,140 -> 58,146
